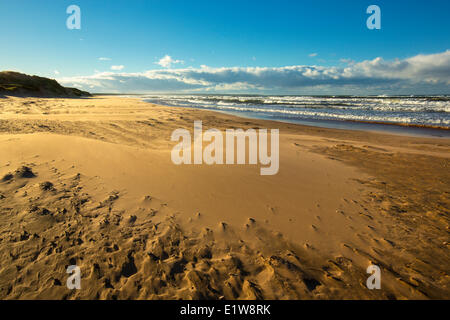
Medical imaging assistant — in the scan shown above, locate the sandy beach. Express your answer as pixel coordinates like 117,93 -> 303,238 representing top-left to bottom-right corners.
0,96 -> 448,300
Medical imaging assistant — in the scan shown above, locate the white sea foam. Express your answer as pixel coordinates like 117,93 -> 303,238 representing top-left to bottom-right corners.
142,94 -> 450,128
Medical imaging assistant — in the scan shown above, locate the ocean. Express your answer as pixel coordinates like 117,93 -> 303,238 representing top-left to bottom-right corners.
141,94 -> 450,136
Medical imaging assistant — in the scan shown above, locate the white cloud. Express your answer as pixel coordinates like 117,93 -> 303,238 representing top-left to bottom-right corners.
309,53 -> 318,57
58,50 -> 450,94
111,65 -> 125,71
99,57 -> 112,61
156,55 -> 184,68
54,70 -> 60,75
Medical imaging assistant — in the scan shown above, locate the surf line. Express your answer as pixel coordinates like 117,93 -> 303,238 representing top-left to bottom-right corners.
171,120 -> 279,175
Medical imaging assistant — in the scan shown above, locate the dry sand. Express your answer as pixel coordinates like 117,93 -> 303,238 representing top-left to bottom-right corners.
0,96 -> 448,300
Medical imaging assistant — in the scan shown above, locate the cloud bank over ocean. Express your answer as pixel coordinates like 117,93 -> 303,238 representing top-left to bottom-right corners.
59,50 -> 450,94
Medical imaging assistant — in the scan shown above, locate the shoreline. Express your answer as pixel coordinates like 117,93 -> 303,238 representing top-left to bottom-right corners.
184,108 -> 450,138
129,95 -> 450,138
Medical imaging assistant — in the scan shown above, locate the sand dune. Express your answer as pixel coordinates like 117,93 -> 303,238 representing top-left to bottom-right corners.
0,96 -> 448,299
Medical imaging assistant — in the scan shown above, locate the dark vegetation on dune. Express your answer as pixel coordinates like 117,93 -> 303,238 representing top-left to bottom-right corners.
0,71 -> 91,98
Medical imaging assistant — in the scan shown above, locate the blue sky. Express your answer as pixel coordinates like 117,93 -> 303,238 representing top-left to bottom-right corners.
1,0 -> 449,94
